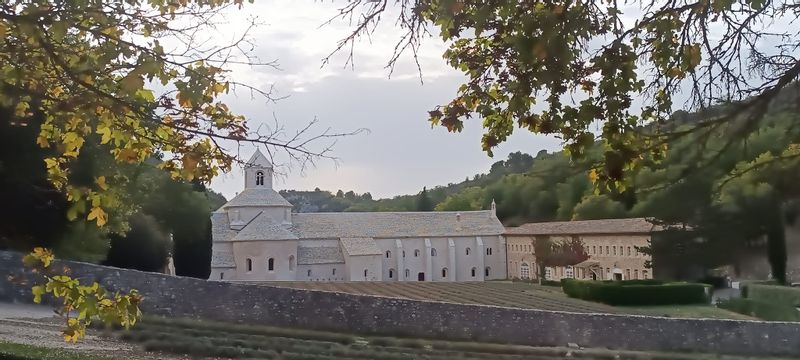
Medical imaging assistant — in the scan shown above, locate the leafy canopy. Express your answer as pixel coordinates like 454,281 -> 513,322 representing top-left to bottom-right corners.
22,248 -> 142,342
331,0 -> 800,192
2,0 -> 352,230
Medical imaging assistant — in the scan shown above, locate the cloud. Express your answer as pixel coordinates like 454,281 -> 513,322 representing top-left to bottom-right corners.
207,1 -> 562,200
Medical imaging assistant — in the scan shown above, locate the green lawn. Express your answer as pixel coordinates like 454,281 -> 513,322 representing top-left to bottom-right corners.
0,341 -> 113,360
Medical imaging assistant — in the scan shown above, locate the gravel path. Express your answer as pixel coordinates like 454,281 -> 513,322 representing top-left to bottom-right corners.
0,302 -> 185,359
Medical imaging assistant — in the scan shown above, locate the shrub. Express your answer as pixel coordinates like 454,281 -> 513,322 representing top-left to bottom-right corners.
540,280 -> 562,286
717,298 -> 800,321
561,279 -> 711,305
745,284 -> 800,307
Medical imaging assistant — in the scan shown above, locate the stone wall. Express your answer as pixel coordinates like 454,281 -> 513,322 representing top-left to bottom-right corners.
1,250 -> 799,356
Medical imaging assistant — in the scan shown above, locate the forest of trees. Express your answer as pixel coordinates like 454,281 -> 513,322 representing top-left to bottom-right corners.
0,106 -> 226,278
282,102 -> 800,282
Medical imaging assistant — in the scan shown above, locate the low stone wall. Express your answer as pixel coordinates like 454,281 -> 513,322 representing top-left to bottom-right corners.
1,250 -> 799,356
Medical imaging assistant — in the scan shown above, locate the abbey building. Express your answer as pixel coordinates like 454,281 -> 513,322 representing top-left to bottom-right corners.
209,150 -> 507,282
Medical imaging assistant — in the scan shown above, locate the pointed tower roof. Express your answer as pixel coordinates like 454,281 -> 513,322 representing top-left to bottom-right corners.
246,149 -> 273,168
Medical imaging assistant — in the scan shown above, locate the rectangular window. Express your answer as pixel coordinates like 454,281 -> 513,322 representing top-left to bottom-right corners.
606,246 -> 609,255
613,247 -> 616,256
627,246 -> 631,256
634,269 -> 639,279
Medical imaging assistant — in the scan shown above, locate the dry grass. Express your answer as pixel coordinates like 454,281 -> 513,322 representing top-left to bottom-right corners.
113,316 -> 790,360
259,281 -> 624,313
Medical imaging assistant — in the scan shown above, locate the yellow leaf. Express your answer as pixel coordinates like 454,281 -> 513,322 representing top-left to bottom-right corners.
96,124 -> 113,144
117,148 -> 139,162
588,169 -> 599,182
36,136 -> 50,148
95,176 -> 108,190
87,206 -> 108,227
14,102 -> 30,117
32,285 -> 45,303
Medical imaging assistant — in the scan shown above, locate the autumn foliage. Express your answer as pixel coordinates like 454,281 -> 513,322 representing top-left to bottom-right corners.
23,248 -> 142,342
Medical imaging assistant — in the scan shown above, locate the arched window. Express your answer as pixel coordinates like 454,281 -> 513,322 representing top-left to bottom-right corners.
471,267 -> 476,277
307,269 -> 312,277
627,246 -> 631,256
220,272 -> 225,280
486,248 -> 493,255
246,258 -> 253,272
332,268 -> 336,275
268,258 -> 275,271
634,269 -> 639,279
385,250 -> 391,258
255,171 -> 264,186
466,247 -> 471,256
364,269 -> 368,278
289,255 -> 295,271
485,267 -> 491,277
402,250 -> 406,258
520,263 -> 530,279
592,246 -> 596,254
431,248 -> 437,256
441,267 -> 448,278
405,269 -> 410,278
414,249 -> 420,257
613,246 -> 617,256
389,269 -> 395,278
642,270 -> 649,279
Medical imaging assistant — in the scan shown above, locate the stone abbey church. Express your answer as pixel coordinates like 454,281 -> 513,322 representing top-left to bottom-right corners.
210,150 -> 508,282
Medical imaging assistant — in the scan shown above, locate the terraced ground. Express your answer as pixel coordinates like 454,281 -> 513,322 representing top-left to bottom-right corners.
112,316 -> 782,360
260,281 -> 750,319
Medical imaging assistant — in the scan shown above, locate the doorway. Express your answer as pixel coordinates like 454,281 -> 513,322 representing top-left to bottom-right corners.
614,273 -> 623,281
417,272 -> 425,281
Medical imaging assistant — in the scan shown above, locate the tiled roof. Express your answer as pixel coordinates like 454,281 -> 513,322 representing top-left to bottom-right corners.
289,211 -> 504,239
297,246 -> 344,265
211,212 -> 237,242
340,237 -> 382,256
245,149 -> 273,168
222,188 -> 292,208
505,218 -> 657,235
233,212 -> 298,241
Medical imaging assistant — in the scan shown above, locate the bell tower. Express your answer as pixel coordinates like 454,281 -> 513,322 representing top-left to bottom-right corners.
244,149 -> 273,190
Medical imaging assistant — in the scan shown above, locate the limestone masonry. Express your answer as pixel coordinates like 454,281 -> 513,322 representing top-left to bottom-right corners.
210,150 -> 507,282
2,251 -> 799,357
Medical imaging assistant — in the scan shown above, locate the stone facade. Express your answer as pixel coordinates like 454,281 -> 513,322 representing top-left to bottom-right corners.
2,250 -> 800,357
210,150 -> 507,282
506,218 -> 654,281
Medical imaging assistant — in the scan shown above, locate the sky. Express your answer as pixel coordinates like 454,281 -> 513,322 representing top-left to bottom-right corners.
206,1 -> 563,200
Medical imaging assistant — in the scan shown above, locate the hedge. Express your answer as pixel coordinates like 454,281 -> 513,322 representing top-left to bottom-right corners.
744,284 -> 800,307
540,280 -> 562,287
717,298 -> 800,321
561,279 -> 711,306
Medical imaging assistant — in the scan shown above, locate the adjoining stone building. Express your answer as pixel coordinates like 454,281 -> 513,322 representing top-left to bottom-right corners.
210,150 -> 507,282
505,218 -> 657,281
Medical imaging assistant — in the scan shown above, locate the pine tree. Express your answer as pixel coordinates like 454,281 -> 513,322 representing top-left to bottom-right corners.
416,187 -> 434,211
